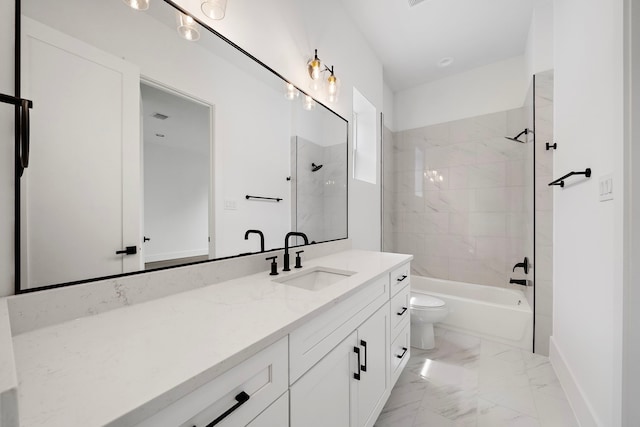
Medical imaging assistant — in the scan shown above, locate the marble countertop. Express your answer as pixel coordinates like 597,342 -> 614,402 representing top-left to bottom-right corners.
8,249 -> 411,427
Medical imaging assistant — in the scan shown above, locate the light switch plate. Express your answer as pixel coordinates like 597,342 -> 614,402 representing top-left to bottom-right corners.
224,199 -> 238,210
599,174 -> 613,201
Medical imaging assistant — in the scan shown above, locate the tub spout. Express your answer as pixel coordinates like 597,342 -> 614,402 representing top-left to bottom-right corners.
509,278 -> 528,287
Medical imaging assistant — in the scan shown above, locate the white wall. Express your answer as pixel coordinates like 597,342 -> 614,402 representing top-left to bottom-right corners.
144,143 -> 209,262
174,0 -> 384,252
0,0 -> 14,298
550,0 -> 624,425
394,56 -> 528,132
525,0 -> 554,77
383,82 -> 395,132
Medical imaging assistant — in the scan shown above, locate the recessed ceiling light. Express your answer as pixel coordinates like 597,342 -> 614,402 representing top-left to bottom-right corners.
437,57 -> 454,68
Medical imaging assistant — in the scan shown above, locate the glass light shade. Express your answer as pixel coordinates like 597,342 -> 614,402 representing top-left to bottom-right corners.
284,83 -> 299,101
177,13 -> 200,41
307,57 -> 322,80
201,0 -> 227,20
123,0 -> 149,10
326,73 -> 339,103
302,95 -> 316,111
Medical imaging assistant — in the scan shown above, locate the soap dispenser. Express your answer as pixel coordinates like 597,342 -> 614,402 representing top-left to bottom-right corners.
295,250 -> 304,269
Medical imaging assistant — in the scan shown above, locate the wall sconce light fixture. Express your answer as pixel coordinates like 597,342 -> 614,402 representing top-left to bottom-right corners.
307,49 -> 340,103
201,0 -> 227,20
123,0 -> 150,10
177,12 -> 200,41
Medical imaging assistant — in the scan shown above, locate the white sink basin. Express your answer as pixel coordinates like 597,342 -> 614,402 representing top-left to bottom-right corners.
273,266 -> 356,291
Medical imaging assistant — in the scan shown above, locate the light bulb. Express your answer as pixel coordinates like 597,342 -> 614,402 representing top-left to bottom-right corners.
123,0 -> 149,10
308,59 -> 321,80
201,0 -> 227,20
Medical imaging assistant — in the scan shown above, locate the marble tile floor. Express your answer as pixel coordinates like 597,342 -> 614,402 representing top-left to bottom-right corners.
375,328 -> 578,427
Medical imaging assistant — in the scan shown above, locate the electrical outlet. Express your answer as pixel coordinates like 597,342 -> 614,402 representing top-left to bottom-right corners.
599,174 -> 613,202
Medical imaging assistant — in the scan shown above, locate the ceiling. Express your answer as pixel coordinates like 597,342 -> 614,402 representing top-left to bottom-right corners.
338,0 -> 535,92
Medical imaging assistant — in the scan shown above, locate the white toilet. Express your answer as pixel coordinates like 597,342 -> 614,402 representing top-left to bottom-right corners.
410,293 -> 448,350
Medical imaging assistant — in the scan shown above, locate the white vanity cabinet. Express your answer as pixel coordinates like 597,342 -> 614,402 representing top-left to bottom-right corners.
135,337 -> 288,427
290,303 -> 390,427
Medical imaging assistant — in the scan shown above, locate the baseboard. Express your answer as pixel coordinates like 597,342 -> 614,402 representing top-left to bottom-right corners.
549,336 -> 600,427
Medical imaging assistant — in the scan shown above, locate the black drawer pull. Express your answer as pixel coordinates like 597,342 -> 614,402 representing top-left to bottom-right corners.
397,307 -> 408,316
115,246 -> 137,255
396,274 -> 407,282
396,347 -> 408,359
354,346 -> 361,380
360,340 -> 368,372
205,391 -> 250,427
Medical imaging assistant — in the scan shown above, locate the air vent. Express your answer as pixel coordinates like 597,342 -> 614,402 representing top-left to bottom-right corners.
151,112 -> 169,120
408,0 -> 426,6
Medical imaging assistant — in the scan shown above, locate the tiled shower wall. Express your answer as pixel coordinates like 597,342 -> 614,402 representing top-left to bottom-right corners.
534,71 -> 554,355
383,109 -> 534,290
293,137 -> 347,243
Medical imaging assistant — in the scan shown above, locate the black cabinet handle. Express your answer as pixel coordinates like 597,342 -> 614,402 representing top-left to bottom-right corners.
396,274 -> 407,282
397,307 -> 408,316
353,346 -> 361,380
205,391 -> 250,427
20,99 -> 30,169
115,246 -> 137,255
360,340 -> 368,372
396,347 -> 408,359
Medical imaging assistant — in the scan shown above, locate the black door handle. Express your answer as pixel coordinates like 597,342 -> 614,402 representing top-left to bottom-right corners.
360,340 -> 367,372
20,98 -> 30,169
396,347 -> 408,359
397,274 -> 407,282
397,307 -> 408,316
205,391 -> 250,427
116,246 -> 137,255
353,346 -> 361,380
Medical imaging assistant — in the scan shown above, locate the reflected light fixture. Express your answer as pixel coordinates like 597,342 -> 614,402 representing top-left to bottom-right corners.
284,83 -> 300,101
302,95 -> 316,111
123,0 -> 149,10
201,0 -> 227,20
177,12 -> 200,41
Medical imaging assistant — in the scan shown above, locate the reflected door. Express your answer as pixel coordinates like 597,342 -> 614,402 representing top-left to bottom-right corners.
21,18 -> 141,289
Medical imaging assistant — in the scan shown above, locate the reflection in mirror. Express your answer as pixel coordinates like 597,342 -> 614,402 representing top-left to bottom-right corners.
18,0 -> 348,291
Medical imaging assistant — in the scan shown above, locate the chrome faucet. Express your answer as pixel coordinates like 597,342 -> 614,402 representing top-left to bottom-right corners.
283,232 -> 308,271
244,229 -> 265,252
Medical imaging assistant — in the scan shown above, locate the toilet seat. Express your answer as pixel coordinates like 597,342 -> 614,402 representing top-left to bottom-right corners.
410,293 -> 445,309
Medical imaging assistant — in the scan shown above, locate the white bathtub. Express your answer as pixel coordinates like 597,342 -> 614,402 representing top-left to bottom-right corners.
411,276 -> 533,351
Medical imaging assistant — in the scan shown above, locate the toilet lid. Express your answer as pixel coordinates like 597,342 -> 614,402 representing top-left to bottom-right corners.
410,293 -> 445,308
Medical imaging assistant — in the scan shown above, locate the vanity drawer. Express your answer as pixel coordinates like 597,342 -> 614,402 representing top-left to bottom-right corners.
389,262 -> 410,297
289,274 -> 389,384
390,322 -> 410,387
390,284 -> 410,340
136,337 -> 288,427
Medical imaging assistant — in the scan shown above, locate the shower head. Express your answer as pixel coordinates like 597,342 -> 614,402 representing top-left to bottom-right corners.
311,163 -> 323,172
504,128 -> 533,143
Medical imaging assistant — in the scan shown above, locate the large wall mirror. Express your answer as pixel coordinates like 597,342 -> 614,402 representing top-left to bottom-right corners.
17,0 -> 348,291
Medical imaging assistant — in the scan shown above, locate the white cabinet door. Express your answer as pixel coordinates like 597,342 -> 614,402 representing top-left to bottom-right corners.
21,17 -> 141,288
290,331 -> 358,427
355,303 -> 390,427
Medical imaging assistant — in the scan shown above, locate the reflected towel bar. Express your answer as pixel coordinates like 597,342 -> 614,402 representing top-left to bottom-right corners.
548,168 -> 591,188
246,195 -> 282,202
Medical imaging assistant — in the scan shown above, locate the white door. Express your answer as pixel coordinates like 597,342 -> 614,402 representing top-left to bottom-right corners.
21,17 -> 141,289
356,304 -> 390,427
290,331 -> 358,427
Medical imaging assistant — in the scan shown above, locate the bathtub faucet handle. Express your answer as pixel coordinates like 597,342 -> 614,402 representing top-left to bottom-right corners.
512,257 -> 529,274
